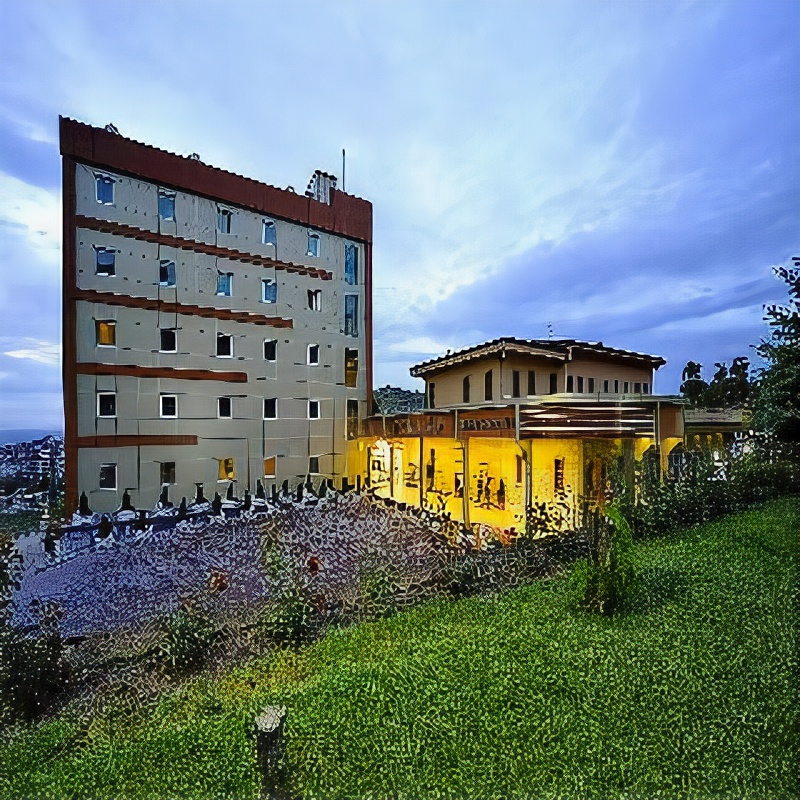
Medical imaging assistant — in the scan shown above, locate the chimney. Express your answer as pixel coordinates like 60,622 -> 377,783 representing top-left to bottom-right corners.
305,169 -> 338,205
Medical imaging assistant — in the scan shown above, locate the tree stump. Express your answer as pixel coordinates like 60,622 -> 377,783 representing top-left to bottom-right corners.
252,705 -> 289,800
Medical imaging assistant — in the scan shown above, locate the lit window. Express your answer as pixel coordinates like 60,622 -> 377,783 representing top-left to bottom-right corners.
344,348 -> 358,388
216,333 -> 233,357
159,260 -> 176,287
95,247 -> 116,276
307,289 -> 322,311
344,294 -> 358,335
99,463 -> 117,490
261,279 -> 277,303
264,456 -> 276,478
308,456 -> 320,474
307,232 -> 320,257
307,344 -> 320,365
97,392 -> 116,418
264,398 -> 277,419
218,397 -> 232,418
95,175 -> 114,204
217,208 -> 232,234
344,243 -> 358,285
218,458 -> 235,481
160,394 -> 177,418
160,462 -> 176,485
216,272 -> 233,296
95,320 -> 116,347
308,400 -> 320,419
264,339 -> 277,361
262,219 -> 277,246
158,189 -> 176,220
160,329 -> 177,353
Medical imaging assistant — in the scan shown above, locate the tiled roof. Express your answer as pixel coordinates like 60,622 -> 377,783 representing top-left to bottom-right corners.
410,336 -> 666,376
373,386 -> 425,415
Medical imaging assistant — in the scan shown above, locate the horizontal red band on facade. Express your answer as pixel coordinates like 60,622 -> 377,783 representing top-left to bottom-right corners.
76,363 -> 248,382
71,288 -> 293,328
61,117 -> 372,243
75,215 -> 333,281
76,434 -> 199,448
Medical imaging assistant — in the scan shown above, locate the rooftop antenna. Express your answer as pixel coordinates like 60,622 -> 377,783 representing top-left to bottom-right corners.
342,148 -> 346,192
547,322 -> 554,339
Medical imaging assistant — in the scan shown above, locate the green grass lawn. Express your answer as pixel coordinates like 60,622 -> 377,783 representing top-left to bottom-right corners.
1,498 -> 798,799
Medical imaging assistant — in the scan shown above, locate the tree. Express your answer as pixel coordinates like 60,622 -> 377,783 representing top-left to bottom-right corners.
680,357 -> 753,408
753,260 -> 800,447
680,361 -> 707,405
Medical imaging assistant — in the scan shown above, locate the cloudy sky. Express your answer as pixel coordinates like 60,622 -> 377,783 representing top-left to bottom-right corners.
0,0 -> 798,431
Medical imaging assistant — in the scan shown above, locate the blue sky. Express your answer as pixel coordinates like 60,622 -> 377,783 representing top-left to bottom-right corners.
0,0 -> 797,430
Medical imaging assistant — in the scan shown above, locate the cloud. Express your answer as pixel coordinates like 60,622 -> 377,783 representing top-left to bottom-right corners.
2,339 -> 60,367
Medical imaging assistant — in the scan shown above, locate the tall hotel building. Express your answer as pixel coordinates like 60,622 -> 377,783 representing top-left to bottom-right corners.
60,118 -> 372,512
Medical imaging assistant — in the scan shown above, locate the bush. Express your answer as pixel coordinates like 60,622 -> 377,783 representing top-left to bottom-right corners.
159,607 -> 215,675
357,565 -> 401,620
260,587 -> 321,648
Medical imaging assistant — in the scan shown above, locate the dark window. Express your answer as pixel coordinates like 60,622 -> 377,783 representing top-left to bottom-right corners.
306,233 -> 320,257
216,333 -> 232,357
96,175 -> 114,204
614,380 -> 619,393
462,375 -> 470,403
95,247 -> 115,276
216,272 -> 232,296
588,377 -> 595,393
549,373 -> 558,394
308,400 -> 320,419
218,397 -> 232,418
159,260 -> 176,287
264,398 -> 277,419
567,375 -> 574,392
308,289 -> 322,311
158,190 -> 175,220
485,370 -> 493,401
262,219 -> 277,246
428,382 -> 436,409
308,344 -> 320,365
262,279 -> 277,303
603,380 -> 609,393
344,294 -> 358,335
345,348 -> 358,387
577,376 -> 584,393
264,339 -> 277,361
512,370 -> 521,398
308,456 -> 320,474
347,399 -> 359,440
643,383 -> 649,394
160,328 -> 177,352
528,370 -> 536,396
217,208 -> 232,233
624,381 -> 629,393
99,463 -> 116,489
516,455 -> 523,484
97,393 -> 116,417
345,243 -> 358,285
160,395 -> 177,418
160,462 -> 176,485
634,382 -> 641,393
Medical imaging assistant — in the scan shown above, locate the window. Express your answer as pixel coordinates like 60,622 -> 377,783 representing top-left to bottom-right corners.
344,294 -> 358,335
159,260 -> 176,287
95,320 -> 116,347
588,378 -> 595,393
307,344 -> 320,365
216,272 -> 233,297
95,247 -> 116,276
528,371 -> 536,396
643,383 -> 650,394
262,219 -> 276,246
264,456 -> 276,478
603,380 -> 609,393
218,458 -> 235,481
485,370 -> 493,401
577,376 -> 584,393
217,207 -> 232,234
614,380 -> 620,393
549,373 -> 558,394
554,458 -> 565,492
160,394 -> 177,418
344,243 -> 358,285
216,333 -> 233,357
160,462 -> 176,485
97,392 -> 116,418
99,463 -> 117,490
218,397 -> 232,418
95,175 -> 114,204
516,455 -> 523,484
308,456 -> 320,474
261,278 -> 277,303
347,399 -> 359,440
624,381 -> 629,393
264,339 -> 277,361
634,382 -> 641,394
512,370 -> 521,398
306,232 -> 320,257
308,400 -> 320,419
344,348 -> 358,388
160,328 -> 177,353
307,289 -> 322,311
463,375 -> 470,403
158,190 -> 176,220
264,398 -> 277,419
567,375 -> 574,393
427,383 -> 436,410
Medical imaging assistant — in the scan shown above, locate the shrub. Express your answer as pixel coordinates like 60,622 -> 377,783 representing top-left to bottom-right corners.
159,606 -> 215,675
260,587 -> 321,648
357,565 -> 401,620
